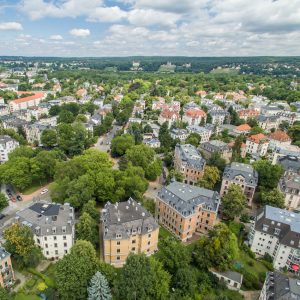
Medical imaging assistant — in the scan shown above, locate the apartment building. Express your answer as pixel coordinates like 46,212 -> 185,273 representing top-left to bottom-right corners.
209,110 -> 229,126
246,133 -> 269,157
170,128 -> 189,141
155,181 -> 221,242
278,173 -> 300,210
237,109 -> 259,121
269,144 -> 300,165
102,198 -> 159,267
0,247 -> 14,288
0,135 -> 19,163
15,202 -> 75,260
182,108 -> 207,126
220,162 -> 258,206
186,125 -> 212,143
278,156 -> 300,175
249,205 -> 300,272
259,271 -> 300,300
9,91 -> 46,112
268,130 -> 292,150
257,115 -> 280,132
158,109 -> 180,128
174,144 -> 206,185
200,140 -> 232,163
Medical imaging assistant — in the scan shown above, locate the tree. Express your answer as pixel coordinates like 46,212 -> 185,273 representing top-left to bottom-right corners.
194,223 -> 238,271
82,200 -> 100,221
186,133 -> 201,147
207,152 -> 226,171
115,254 -> 170,300
41,129 -> 58,147
76,212 -> 98,246
260,188 -> 285,208
55,240 -> 99,300
222,185 -> 246,220
198,166 -> 220,189
58,110 -> 75,124
111,134 -> 135,157
87,271 -> 112,300
125,144 -> 155,169
0,286 -> 10,300
253,160 -> 284,190
0,192 -> 9,212
145,159 -> 162,181
4,223 -> 42,268
127,122 -> 143,144
250,126 -> 264,135
159,122 -> 174,149
172,267 -> 198,297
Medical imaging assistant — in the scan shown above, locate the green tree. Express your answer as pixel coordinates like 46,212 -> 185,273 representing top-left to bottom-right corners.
0,286 -> 10,300
260,188 -> 285,208
115,254 -> 170,300
82,200 -> 100,221
194,223 -> 238,271
250,126 -> 264,135
87,271 -> 112,300
172,267 -> 198,297
76,212 -> 98,246
222,185 -> 246,220
253,160 -> 284,190
58,110 -> 75,123
145,158 -> 162,181
186,133 -> 201,147
55,240 -> 99,300
289,123 -> 300,145
198,166 -> 220,189
4,223 -> 42,268
125,144 -> 155,169
207,152 -> 226,171
159,122 -> 174,150
41,129 -> 58,147
111,134 -> 135,157
0,192 -> 9,212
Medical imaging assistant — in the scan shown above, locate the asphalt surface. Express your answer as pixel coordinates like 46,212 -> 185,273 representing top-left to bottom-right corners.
94,124 -> 122,152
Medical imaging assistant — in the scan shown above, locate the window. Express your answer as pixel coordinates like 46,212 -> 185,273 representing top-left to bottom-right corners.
274,228 -> 281,235
44,237 -> 47,241
148,234 -> 151,238
117,249 -> 120,253
55,250 -> 58,255
116,233 -> 122,239
132,240 -> 136,244
64,243 -> 67,247
63,236 -> 66,240
54,243 -> 58,248
53,236 -> 57,241
132,247 -> 136,251
64,250 -> 68,254
45,243 -> 48,248
117,256 -> 120,260
117,241 -> 120,245
46,251 -> 49,255
148,241 -> 150,245
263,224 -> 269,232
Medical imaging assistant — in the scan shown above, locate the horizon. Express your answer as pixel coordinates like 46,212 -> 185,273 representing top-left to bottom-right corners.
0,0 -> 299,57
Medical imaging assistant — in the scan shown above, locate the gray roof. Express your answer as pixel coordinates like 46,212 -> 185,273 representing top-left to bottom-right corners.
158,181 -> 220,217
257,114 -> 279,122
278,156 -> 300,173
170,128 -> 188,135
222,162 -> 258,187
279,173 -> 300,193
212,270 -> 243,283
0,247 -> 11,261
0,135 -> 16,146
209,110 -> 229,116
16,201 -> 75,236
200,140 -> 230,152
264,272 -> 300,299
175,144 -> 206,171
187,125 -> 211,134
102,198 -> 158,240
254,206 -> 300,249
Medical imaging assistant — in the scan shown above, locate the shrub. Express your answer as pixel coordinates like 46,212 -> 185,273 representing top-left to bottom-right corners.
27,268 -> 56,288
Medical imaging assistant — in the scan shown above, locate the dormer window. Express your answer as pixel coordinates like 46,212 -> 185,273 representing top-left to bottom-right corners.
274,228 -> 280,235
148,226 -> 153,232
62,226 -> 66,233
116,233 -> 122,239
263,224 -> 269,232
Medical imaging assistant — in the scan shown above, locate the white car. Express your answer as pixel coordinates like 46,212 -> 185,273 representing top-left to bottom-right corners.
40,189 -> 49,195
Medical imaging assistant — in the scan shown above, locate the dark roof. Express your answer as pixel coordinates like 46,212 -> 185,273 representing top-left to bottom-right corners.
0,247 -> 11,261
278,156 -> 300,173
30,203 -> 60,216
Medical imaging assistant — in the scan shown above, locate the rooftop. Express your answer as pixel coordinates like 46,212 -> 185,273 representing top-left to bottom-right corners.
0,247 -> 11,261
175,144 -> 206,170
11,91 -> 46,104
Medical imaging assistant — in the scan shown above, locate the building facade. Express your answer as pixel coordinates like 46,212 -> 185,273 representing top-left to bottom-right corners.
278,173 -> 300,210
200,140 -> 232,163
15,202 -> 75,260
174,144 -> 206,185
0,135 -> 19,163
220,162 -> 258,206
102,199 -> 159,267
0,247 -> 14,288
155,181 -> 221,242
246,133 -> 269,157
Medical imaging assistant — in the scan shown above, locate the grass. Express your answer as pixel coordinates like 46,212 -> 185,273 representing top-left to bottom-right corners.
158,226 -> 173,241
14,293 -> 41,300
22,182 -> 44,195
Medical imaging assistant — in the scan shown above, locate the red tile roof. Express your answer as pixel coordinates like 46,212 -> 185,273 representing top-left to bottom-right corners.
185,108 -> 206,118
269,130 -> 291,142
248,133 -> 268,144
238,109 -> 259,117
12,91 -> 46,104
160,109 -> 179,119
236,124 -> 251,131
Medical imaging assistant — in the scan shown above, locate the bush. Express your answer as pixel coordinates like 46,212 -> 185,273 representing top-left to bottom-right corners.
241,244 -> 255,259
27,268 -> 56,288
247,261 -> 254,267
240,214 -> 250,223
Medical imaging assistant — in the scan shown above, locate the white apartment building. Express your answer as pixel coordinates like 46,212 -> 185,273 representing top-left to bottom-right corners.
186,125 -> 212,143
9,92 -> 46,112
246,133 -> 269,157
0,135 -> 19,163
278,173 -> 300,210
15,202 -> 75,260
249,205 -> 300,272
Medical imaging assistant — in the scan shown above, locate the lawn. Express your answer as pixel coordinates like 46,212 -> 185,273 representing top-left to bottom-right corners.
14,293 -> 41,300
158,226 -> 173,241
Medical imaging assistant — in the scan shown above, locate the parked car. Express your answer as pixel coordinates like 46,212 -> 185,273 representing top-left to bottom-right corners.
40,189 -> 49,195
0,213 -> 6,220
16,195 -> 23,201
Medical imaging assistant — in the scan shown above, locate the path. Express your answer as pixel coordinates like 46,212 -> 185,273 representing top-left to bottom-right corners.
13,271 -> 27,292
240,290 -> 260,300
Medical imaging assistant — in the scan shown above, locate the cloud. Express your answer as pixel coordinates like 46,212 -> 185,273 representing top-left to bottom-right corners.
69,28 -> 91,37
50,35 -> 63,40
0,22 -> 23,30
88,6 -> 127,22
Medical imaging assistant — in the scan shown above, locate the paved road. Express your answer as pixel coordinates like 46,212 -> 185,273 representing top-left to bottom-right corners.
94,124 -> 122,152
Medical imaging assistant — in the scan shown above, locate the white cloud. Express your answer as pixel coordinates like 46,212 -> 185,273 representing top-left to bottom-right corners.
50,35 -> 63,40
88,6 -> 127,22
0,22 -> 23,30
69,28 -> 91,37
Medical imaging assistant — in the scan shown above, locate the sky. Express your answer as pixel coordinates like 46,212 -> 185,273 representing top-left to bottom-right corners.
0,0 -> 299,57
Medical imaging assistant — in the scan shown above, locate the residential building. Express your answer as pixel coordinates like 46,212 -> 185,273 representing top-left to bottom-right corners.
9,91 -> 46,112
0,115 -> 28,132
246,133 -> 269,157
200,140 -> 232,163
257,115 -> 280,132
259,271 -> 300,300
25,123 -> 54,145
15,202 -> 75,260
155,181 -> 221,241
220,162 -> 258,206
158,109 -> 180,128
237,109 -> 259,121
278,156 -> 300,175
174,144 -> 206,185
209,110 -> 229,126
187,125 -> 212,143
152,98 -> 180,112
0,247 -> 14,288
0,135 -> 19,163
0,103 -> 9,116
249,205 -> 300,272
182,108 -> 207,126
234,124 -> 251,135
170,128 -> 189,141
269,144 -> 300,165
210,269 -> 243,291
278,173 -> 300,210
268,130 -> 292,150
102,198 -> 159,267
143,138 -> 160,148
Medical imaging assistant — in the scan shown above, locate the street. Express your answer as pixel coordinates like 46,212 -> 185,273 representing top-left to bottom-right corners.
94,124 -> 122,152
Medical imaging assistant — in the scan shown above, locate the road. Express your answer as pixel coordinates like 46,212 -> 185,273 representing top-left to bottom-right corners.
94,124 -> 122,152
